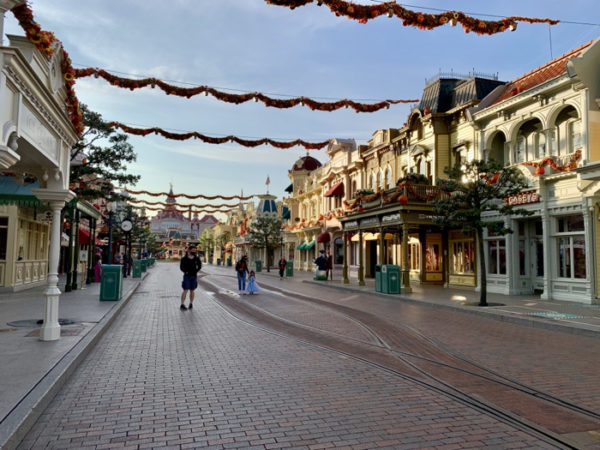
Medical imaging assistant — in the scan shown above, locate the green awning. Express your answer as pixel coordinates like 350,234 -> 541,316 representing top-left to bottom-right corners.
304,240 -> 315,250
0,177 -> 47,208
284,183 -> 293,193
296,242 -> 306,250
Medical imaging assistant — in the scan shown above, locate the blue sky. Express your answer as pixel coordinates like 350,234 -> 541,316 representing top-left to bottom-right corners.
5,1 -> 600,218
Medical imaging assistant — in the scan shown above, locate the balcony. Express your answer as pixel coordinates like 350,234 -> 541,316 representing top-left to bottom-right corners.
348,184 -> 445,213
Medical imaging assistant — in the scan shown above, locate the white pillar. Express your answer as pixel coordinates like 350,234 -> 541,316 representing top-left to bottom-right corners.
32,188 -> 74,341
40,200 -> 64,340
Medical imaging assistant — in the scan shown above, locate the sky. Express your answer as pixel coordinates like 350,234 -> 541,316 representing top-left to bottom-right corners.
4,1 -> 600,219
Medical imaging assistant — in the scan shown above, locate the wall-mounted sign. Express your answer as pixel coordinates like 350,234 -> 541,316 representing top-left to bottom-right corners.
505,190 -> 540,206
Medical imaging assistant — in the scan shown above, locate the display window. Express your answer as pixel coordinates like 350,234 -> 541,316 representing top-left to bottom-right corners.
555,214 -> 586,279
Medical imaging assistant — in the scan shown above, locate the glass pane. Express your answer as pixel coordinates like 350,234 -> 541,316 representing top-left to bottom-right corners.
499,240 -> 507,275
0,217 -> 7,226
573,238 -> 586,279
536,240 -> 544,277
519,240 -> 526,276
570,120 -> 582,151
537,132 -> 546,158
557,237 -> 571,278
488,241 -> 498,275
548,128 -> 557,156
516,136 -> 526,162
0,228 -> 7,259
426,244 -> 440,271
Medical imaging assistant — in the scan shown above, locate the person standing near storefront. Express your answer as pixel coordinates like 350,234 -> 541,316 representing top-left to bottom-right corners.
326,249 -> 333,280
235,255 -> 249,294
180,245 -> 202,310
278,257 -> 287,280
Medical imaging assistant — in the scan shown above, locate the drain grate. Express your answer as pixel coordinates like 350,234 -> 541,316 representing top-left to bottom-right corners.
526,311 -> 583,320
26,326 -> 84,337
8,318 -> 78,328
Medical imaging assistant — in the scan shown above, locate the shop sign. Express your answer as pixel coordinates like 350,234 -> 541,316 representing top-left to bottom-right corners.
343,220 -> 358,230
361,217 -> 379,227
505,190 -> 540,206
382,213 -> 401,223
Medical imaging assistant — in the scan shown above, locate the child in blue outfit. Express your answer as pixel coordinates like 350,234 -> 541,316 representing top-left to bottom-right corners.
246,271 -> 260,295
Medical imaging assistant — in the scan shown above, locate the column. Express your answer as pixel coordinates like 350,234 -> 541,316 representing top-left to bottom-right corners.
378,228 -> 385,265
40,200 -> 66,341
358,229 -> 365,286
86,218 -> 96,284
64,205 -> 74,292
342,231 -> 349,284
505,217 -> 515,295
401,220 -> 412,293
540,180 -> 552,299
71,208 -> 80,290
583,203 -> 594,301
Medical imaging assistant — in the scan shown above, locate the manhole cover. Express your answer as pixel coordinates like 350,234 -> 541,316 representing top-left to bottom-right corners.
7,319 -> 78,328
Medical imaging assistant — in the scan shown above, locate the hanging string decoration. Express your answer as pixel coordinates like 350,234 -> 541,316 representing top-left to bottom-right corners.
110,122 -> 331,150
74,68 -> 418,113
125,188 -> 255,200
11,4 -> 84,134
130,204 -> 236,214
127,198 -> 241,208
263,1 -> 559,35
520,149 -> 582,175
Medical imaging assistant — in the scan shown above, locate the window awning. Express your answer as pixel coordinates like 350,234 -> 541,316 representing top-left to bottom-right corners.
79,228 -> 90,245
351,232 -> 394,242
304,240 -> 316,250
324,182 -> 344,198
296,242 -> 306,250
285,183 -> 293,193
317,232 -> 330,243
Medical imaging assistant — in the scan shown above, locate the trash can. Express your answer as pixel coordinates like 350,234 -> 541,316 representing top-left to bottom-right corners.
381,265 -> 401,294
132,260 -> 142,278
141,259 -> 147,272
227,258 -> 232,267
285,260 -> 294,277
255,260 -> 262,272
100,264 -> 123,301
217,258 -> 221,266
375,265 -> 382,292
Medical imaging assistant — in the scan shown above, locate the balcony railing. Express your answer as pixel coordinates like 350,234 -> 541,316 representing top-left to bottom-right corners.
352,184 -> 446,212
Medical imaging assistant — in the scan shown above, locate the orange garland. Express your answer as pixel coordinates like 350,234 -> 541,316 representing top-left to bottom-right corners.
264,1 -> 559,34
125,188 -> 254,200
343,181 -> 440,210
74,68 -> 417,113
110,122 -> 330,150
11,4 -> 83,134
521,149 -> 582,174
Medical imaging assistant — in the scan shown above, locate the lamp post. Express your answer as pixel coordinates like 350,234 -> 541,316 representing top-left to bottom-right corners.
280,235 -> 284,260
106,197 -> 115,265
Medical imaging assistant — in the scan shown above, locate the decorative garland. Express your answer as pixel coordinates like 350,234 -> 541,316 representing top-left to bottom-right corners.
125,188 -> 254,200
521,149 -> 582,175
343,181 -> 440,209
132,204 -> 235,214
110,122 -> 330,150
127,198 -> 241,208
282,208 -> 346,230
11,4 -> 83,134
74,68 -> 417,113
264,1 -> 559,35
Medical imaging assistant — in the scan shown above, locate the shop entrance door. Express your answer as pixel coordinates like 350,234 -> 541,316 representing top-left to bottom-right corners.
517,220 -> 544,294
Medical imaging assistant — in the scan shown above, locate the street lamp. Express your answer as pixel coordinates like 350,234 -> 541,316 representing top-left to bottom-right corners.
280,235 -> 284,260
106,195 -> 116,264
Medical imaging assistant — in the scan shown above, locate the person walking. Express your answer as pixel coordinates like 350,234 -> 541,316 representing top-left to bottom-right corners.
246,270 -> 260,295
235,255 -> 249,295
278,257 -> 287,280
180,245 -> 202,310
326,249 -> 333,280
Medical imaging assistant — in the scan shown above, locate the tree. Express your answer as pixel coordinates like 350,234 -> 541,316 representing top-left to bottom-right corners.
247,216 -> 282,272
433,159 -> 532,306
70,104 -> 140,201
198,229 -> 215,261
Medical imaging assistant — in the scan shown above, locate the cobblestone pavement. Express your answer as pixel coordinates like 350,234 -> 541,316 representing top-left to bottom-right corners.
17,263 -> 584,449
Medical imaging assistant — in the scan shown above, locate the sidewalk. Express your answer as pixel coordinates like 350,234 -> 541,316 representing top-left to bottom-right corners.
0,270 -> 148,449
249,265 -> 600,338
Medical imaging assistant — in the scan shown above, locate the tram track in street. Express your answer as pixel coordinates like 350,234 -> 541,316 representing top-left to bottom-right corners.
199,273 -> 600,448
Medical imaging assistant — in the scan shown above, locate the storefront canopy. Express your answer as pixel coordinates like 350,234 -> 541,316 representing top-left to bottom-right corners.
304,240 -> 316,250
317,232 -> 330,243
324,182 -> 344,198
0,176 -> 46,207
351,232 -> 394,242
296,242 -> 306,250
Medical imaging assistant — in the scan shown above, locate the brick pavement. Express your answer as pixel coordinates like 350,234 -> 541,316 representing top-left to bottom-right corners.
18,263 -> 555,449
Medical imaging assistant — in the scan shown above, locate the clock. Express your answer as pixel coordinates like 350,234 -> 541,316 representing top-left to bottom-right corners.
121,219 -> 133,232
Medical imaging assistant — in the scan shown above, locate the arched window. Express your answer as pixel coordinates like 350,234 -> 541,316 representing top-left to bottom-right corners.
384,168 -> 391,189
377,172 -> 382,189
554,106 -> 581,156
370,173 -> 375,189
516,119 -> 543,162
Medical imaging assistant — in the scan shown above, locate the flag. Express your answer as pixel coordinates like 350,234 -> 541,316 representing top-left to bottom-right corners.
266,175 -> 270,185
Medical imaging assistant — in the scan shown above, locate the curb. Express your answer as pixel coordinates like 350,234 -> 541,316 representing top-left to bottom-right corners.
302,279 -> 600,340
0,272 -> 149,450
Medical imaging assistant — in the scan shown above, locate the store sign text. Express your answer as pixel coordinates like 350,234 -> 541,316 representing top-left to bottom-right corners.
505,190 -> 540,206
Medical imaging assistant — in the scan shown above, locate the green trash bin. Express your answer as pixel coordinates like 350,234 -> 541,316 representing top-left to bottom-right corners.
285,260 -> 294,277
382,265 -> 401,294
217,258 -> 221,266
255,260 -> 262,272
375,265 -> 382,292
227,258 -> 232,267
132,260 -> 142,278
141,259 -> 147,273
100,264 -> 123,301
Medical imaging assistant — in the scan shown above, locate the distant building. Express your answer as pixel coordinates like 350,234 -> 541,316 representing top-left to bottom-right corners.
149,186 -> 218,258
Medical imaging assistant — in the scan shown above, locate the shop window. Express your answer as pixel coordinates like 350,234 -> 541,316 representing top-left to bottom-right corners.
487,239 -> 506,275
555,214 -> 586,279
408,239 -> 420,271
0,217 -> 7,260
451,239 -> 474,274
425,243 -> 440,271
